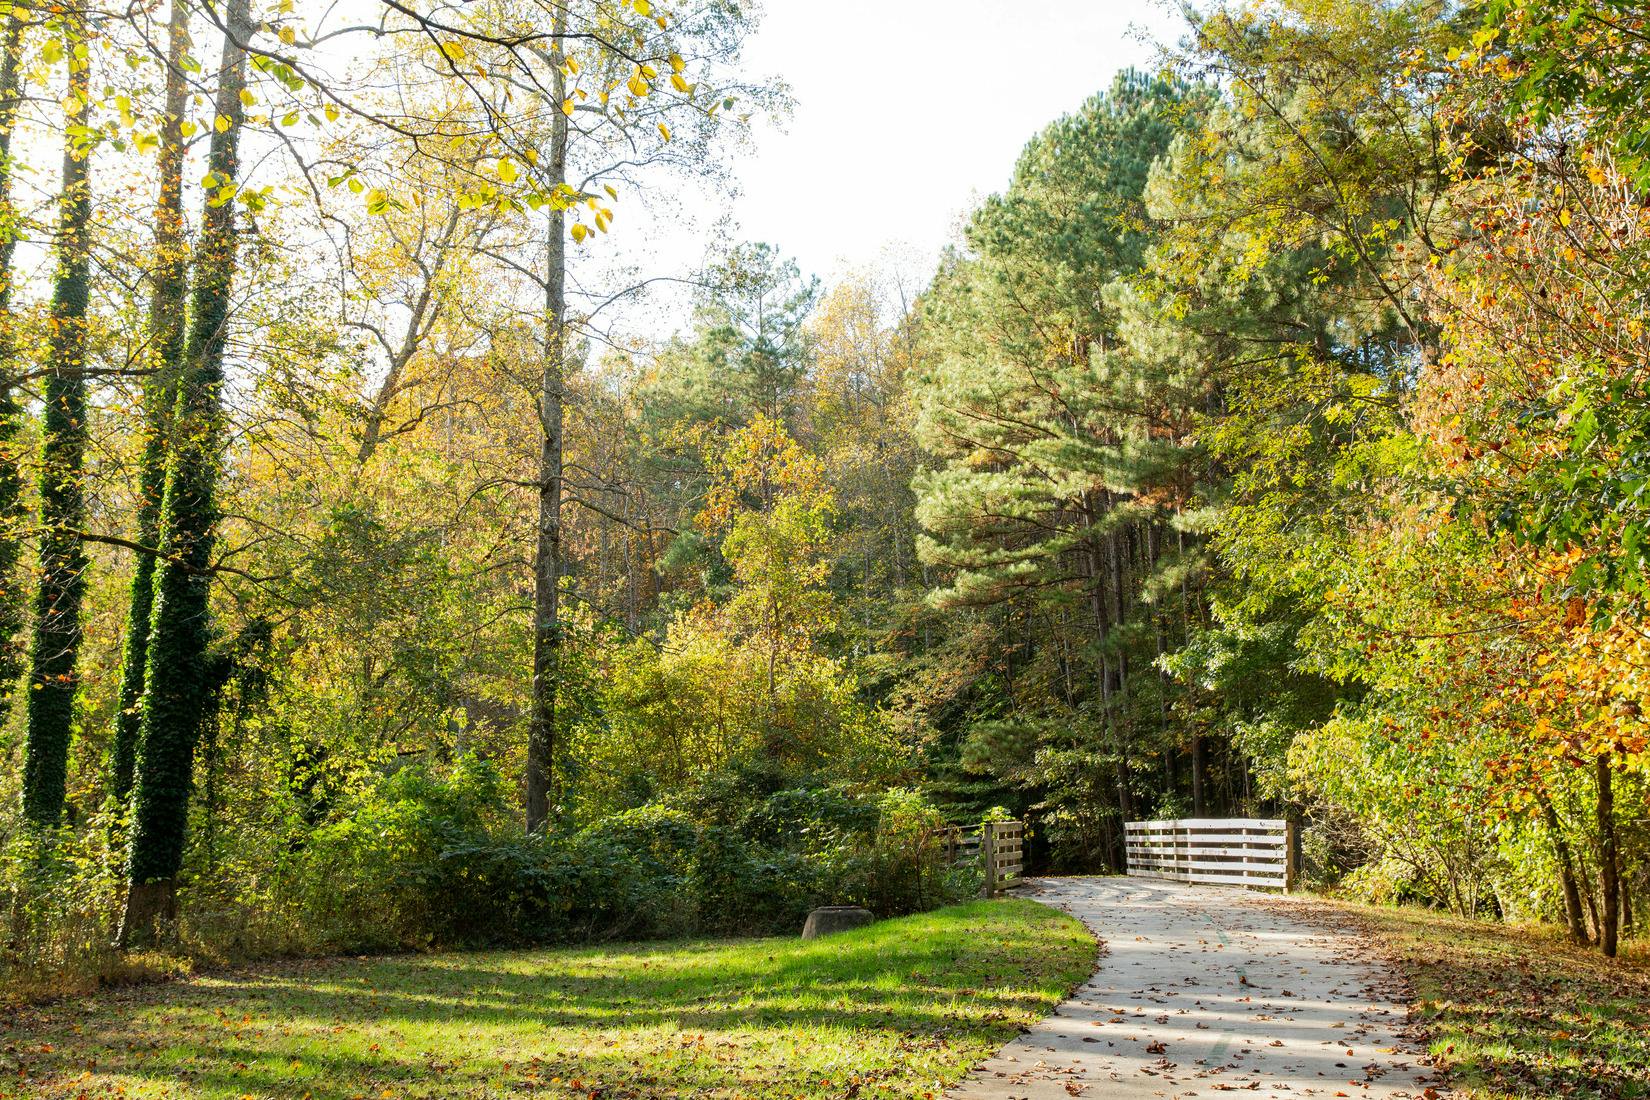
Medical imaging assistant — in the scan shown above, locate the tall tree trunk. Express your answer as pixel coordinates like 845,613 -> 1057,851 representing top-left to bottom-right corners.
1537,788 -> 1589,944
1622,874 -> 1634,939
0,3 -> 30,723
1191,736 -> 1208,815
21,15 -> 92,827
110,0 -> 191,804
1578,851 -> 1602,941
622,494 -> 638,632
525,17 -> 569,833
1083,522 -> 1128,836
1596,754 -> 1619,958
119,0 -> 252,946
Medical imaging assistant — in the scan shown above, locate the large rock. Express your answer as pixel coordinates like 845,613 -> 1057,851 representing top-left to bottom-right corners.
801,905 -> 874,939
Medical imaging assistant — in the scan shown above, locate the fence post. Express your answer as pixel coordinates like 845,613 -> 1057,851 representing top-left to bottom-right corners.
1285,818 -> 1298,892
980,823 -> 997,898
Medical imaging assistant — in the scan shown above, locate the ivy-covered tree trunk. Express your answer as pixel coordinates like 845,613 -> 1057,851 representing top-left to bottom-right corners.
110,0 -> 191,804
21,16 -> 92,827
119,0 -> 251,946
525,10 -> 568,834
0,3 -> 30,725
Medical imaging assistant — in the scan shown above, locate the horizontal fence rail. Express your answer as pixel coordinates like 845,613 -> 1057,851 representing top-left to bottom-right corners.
1125,818 -> 1293,890
941,821 -> 1025,897
983,820 -> 1023,896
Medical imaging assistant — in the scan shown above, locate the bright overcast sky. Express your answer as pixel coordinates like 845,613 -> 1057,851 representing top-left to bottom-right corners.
727,1 -> 1189,282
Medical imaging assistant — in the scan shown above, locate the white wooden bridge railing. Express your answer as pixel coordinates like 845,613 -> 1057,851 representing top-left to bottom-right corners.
1124,818 -> 1294,890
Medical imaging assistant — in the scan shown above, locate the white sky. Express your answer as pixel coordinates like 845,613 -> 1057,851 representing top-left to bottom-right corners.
727,0 -> 1188,283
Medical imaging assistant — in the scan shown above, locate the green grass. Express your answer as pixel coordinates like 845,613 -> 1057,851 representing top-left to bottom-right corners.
2,899 -> 1095,1100
1328,901 -> 1650,1099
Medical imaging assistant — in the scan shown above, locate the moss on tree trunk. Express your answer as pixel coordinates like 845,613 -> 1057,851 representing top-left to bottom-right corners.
21,15 -> 91,828
119,0 -> 251,946
109,0 -> 192,805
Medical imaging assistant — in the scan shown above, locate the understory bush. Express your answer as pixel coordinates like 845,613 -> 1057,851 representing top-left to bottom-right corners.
0,755 -> 981,989
259,756 -> 976,952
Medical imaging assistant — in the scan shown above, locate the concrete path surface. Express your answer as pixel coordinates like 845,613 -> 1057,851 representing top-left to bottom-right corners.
949,877 -> 1440,1100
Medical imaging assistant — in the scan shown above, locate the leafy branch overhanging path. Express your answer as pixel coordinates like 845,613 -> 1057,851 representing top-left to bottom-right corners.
949,879 -> 1440,1100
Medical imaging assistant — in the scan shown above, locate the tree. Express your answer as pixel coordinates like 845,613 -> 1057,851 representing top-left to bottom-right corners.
1487,0 -> 1650,188
698,413 -> 836,742
0,0 -> 29,725
514,0 -> 774,832
120,0 -> 253,944
110,0 -> 191,805
909,71 -> 1210,860
21,7 -> 92,827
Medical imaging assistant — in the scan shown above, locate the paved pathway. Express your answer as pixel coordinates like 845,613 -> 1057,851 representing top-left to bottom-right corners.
949,877 -> 1439,1100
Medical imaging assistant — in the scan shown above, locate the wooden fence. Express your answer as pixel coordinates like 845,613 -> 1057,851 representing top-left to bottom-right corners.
1124,818 -> 1294,890
942,820 -> 1025,897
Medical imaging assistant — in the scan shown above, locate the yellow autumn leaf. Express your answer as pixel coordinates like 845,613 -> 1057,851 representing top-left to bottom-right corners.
671,73 -> 689,93
669,52 -> 685,73
634,0 -> 651,13
498,158 -> 518,183
571,223 -> 589,242
658,122 -> 671,142
1560,207 -> 1572,227
215,113 -> 231,132
324,103 -> 340,122
561,98 -> 574,116
604,184 -> 618,200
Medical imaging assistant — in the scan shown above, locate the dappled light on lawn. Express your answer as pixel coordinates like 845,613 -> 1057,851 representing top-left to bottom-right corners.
11,900 -> 1095,1099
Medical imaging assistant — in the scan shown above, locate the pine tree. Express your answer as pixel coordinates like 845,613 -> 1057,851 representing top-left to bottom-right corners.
21,9 -> 92,827
910,72 -> 1208,854
119,0 -> 252,944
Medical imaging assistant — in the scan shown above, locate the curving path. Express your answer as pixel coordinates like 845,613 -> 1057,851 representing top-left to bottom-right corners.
949,877 -> 1440,1100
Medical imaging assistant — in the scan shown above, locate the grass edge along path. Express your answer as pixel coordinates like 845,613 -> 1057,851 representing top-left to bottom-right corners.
1313,898 -> 1650,1100
2,898 -> 1096,1100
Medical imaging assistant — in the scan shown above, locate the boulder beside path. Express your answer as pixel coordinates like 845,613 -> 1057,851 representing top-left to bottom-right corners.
802,905 -> 874,939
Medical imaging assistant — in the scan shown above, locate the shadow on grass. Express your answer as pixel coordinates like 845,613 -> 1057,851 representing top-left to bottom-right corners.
1350,904 -> 1650,1100
8,899 -> 1096,1100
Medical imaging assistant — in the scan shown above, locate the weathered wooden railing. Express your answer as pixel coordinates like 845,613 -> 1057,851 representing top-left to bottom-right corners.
942,820 -> 1025,897
1124,818 -> 1293,890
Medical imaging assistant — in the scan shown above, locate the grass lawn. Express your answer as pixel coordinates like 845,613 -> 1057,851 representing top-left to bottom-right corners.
0,898 -> 1094,1100
1327,900 -> 1650,1099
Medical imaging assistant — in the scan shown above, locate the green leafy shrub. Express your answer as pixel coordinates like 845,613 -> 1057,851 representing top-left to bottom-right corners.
0,823 -> 124,994
178,759 -> 976,955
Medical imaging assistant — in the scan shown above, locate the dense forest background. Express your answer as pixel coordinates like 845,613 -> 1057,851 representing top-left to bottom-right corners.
1,0 -> 1647,979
